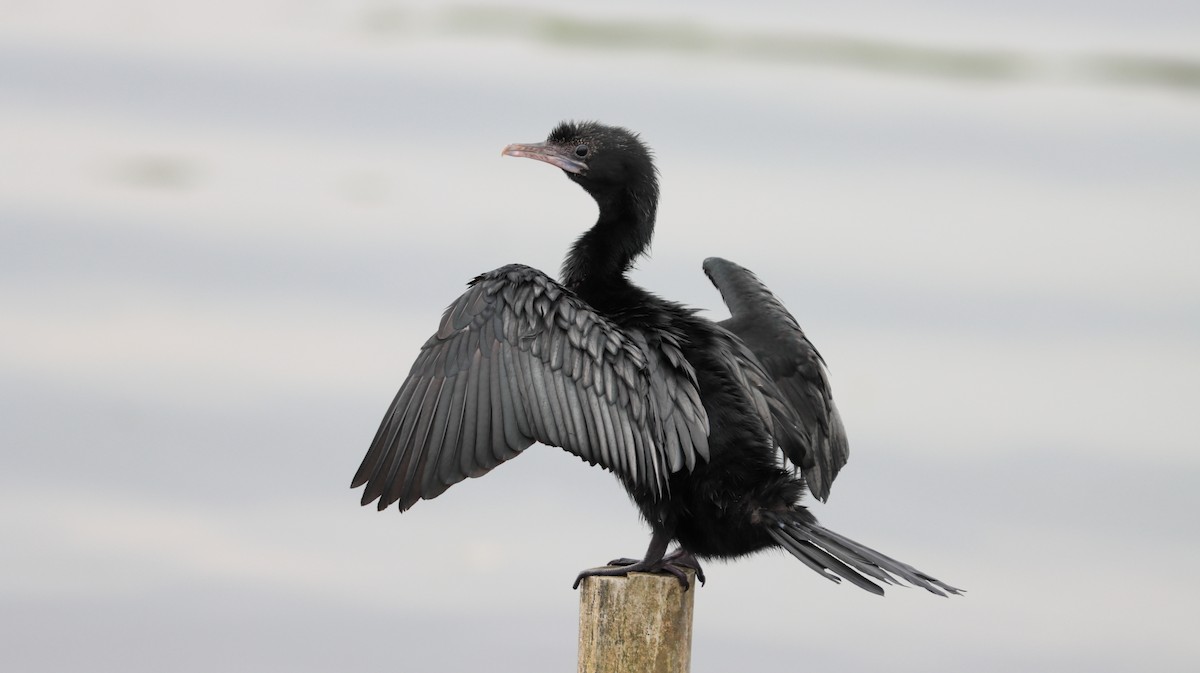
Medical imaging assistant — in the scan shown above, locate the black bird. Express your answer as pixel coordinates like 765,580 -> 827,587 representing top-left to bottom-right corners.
352,121 -> 959,596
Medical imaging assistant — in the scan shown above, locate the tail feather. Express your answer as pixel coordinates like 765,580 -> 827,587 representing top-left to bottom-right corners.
809,526 -> 962,596
767,527 -> 886,595
769,512 -> 962,597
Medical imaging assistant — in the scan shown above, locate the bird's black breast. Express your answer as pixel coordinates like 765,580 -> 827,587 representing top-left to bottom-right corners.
668,318 -> 802,556
581,288 -> 798,557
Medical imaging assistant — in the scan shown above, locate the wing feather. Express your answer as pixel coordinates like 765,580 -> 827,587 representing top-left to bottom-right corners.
561,377 -> 589,453
354,264 -> 710,510
434,357 -> 472,488
495,348 -> 527,453
588,390 -> 613,470
453,350 -> 480,483
703,257 -> 849,501
525,349 -> 561,444
468,345 -> 494,478
578,385 -> 603,463
499,344 -> 533,439
362,375 -> 428,507
549,369 -> 578,446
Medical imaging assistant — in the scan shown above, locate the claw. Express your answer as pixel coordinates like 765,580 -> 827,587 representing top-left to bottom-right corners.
664,549 -> 706,586
660,563 -> 691,589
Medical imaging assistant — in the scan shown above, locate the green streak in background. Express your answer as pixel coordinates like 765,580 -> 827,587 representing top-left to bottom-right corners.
1089,54 -> 1200,90
362,4 -> 1200,93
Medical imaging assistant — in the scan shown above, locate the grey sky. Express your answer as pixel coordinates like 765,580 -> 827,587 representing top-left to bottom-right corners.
2,2 -> 1199,672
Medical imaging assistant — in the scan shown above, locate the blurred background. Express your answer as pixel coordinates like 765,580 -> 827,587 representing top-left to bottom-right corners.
2,1 -> 1198,671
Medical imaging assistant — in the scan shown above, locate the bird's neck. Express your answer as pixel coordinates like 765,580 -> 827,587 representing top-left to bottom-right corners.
561,184 -> 657,295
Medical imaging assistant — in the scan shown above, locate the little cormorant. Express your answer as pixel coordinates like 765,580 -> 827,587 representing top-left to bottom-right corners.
351,121 -> 959,596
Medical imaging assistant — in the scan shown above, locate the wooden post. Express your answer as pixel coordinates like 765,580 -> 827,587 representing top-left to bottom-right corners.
577,571 -> 695,673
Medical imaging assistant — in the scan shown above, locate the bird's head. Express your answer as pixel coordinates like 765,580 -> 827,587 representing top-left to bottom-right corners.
502,121 -> 658,204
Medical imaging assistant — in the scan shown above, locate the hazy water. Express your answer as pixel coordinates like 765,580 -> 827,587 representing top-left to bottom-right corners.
2,3 -> 1199,672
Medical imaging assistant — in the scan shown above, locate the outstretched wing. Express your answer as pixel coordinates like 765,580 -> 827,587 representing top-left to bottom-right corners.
352,264 -> 710,511
702,257 -> 849,501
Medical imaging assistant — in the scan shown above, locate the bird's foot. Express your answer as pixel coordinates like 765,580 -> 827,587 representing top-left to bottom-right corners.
663,549 -> 706,586
573,559 -> 692,590
576,549 -> 703,590
607,549 -> 704,580
608,550 -> 705,585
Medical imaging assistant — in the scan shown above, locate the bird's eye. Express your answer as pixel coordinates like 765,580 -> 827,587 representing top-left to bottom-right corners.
574,144 -> 589,157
